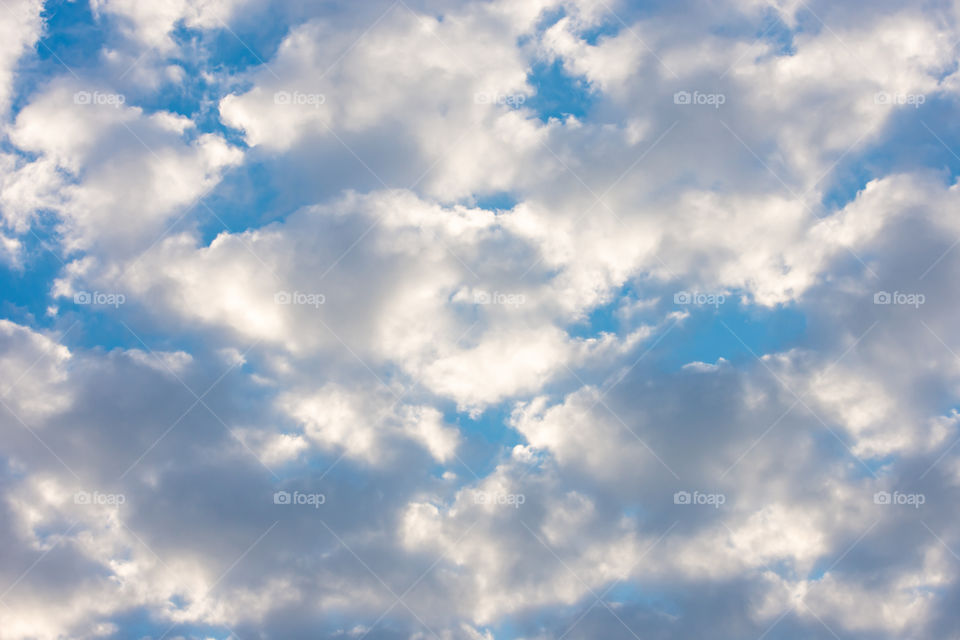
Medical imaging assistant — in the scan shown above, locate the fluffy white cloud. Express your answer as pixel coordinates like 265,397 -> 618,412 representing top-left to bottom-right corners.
0,0 -> 43,114
0,319 -> 72,421
90,0 -> 251,50
5,80 -> 242,259
3,0 -> 960,638
279,383 -> 460,463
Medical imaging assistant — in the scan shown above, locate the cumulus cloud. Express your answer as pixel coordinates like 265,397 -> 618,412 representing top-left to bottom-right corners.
2,0 -> 960,638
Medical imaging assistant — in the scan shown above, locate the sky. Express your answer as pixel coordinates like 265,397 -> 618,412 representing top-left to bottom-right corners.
1,0 -> 960,638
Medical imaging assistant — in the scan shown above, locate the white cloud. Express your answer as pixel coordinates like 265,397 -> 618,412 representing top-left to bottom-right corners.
90,0 -> 251,50
4,1 -> 960,638
5,81 -> 242,258
0,0 -> 43,114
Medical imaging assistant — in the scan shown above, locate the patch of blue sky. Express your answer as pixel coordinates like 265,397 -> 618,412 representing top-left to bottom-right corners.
579,20 -> 621,46
176,24 -> 281,77
12,0 -> 103,108
598,0 -> 689,22
820,158 -> 877,213
192,160 -> 287,245
806,556 -> 850,582
157,20 -> 288,131
565,283 -> 635,340
865,95 -> 960,177
563,281 -> 807,369
527,4 -> 566,37
17,2 -> 286,141
471,191 -> 519,211
807,428 -> 894,482
53,303 -> 183,352
707,1 -> 795,52
104,608 -> 232,640
0,185 -> 267,355
489,588 -> 677,640
195,127 -> 429,241
0,217 -> 63,329
444,403 -> 525,478
660,298 -> 807,369
620,504 -> 648,521
756,12 -> 796,56
125,49 -> 237,141
605,582 -> 682,617
524,59 -> 596,123
566,283 -> 806,368
488,617 -> 523,640
822,95 -> 960,212
491,604 -> 587,640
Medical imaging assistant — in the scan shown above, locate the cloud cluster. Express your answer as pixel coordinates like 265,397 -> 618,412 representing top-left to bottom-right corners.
2,0 -> 960,638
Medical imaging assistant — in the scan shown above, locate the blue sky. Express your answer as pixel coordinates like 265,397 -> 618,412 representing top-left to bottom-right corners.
2,1 -> 960,639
